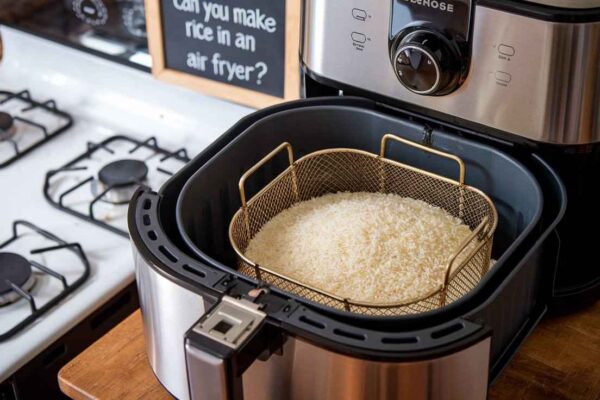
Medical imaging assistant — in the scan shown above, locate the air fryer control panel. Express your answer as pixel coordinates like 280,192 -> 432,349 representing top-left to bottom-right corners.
302,0 -> 600,145
389,0 -> 472,95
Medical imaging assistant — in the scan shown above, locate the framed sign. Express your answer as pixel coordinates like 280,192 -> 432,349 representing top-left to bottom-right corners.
145,0 -> 301,108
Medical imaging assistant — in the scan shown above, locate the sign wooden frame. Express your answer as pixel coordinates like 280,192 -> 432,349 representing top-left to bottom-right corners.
145,0 -> 302,109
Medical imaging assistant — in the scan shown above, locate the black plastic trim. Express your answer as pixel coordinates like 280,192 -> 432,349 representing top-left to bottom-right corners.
466,154 -> 567,381
551,277 -> 600,309
130,186 -> 490,361
489,306 -> 546,383
280,307 -> 490,361
477,0 -> 600,23
129,189 -> 227,301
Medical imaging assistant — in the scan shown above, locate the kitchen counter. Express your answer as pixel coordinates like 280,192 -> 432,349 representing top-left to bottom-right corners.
58,301 -> 600,400
0,25 -> 252,385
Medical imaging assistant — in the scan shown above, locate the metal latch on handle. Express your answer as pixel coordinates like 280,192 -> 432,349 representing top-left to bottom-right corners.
193,296 -> 266,349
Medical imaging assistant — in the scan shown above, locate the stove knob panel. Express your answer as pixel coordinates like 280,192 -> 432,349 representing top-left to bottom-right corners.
392,30 -> 463,96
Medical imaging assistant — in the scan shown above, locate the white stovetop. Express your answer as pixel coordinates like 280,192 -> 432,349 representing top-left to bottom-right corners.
0,26 -> 251,381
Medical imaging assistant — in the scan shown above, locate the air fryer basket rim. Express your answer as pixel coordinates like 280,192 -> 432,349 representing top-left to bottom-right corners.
173,100 -> 545,323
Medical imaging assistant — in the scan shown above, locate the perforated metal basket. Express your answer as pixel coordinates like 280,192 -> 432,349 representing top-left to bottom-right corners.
229,134 -> 497,316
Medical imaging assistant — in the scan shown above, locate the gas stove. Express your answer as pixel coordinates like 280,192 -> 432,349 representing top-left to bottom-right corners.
0,24 -> 250,398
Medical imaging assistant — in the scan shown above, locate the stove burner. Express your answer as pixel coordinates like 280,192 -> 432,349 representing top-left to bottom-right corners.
0,90 -> 73,168
94,159 -> 149,204
99,159 -> 149,187
44,136 -> 190,237
0,221 -> 90,341
0,252 -> 36,306
0,111 -> 16,141
0,112 -> 13,131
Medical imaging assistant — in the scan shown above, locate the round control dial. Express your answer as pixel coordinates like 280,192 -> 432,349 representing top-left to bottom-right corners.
393,30 -> 462,96
395,45 -> 440,94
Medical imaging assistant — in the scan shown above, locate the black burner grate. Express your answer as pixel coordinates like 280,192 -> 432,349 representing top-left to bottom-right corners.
0,90 -> 73,168
44,135 -> 190,237
0,221 -> 90,342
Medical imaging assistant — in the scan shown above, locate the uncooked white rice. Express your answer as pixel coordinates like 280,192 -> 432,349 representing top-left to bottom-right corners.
245,192 -> 476,304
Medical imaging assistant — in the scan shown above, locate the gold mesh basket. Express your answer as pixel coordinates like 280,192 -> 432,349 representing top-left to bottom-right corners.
229,134 -> 497,316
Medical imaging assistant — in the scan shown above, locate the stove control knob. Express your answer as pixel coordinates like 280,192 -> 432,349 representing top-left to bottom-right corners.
123,4 -> 147,38
392,30 -> 462,96
72,0 -> 109,26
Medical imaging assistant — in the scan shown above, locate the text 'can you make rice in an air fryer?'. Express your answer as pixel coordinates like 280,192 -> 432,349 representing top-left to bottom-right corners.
245,191 -> 480,304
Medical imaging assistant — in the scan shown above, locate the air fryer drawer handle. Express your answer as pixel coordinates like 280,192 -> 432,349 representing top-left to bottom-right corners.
184,296 -> 270,400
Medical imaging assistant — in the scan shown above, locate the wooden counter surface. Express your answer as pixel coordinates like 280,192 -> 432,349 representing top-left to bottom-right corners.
59,301 -> 600,400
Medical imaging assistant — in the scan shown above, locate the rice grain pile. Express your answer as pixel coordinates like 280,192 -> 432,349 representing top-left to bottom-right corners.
245,192 -> 476,304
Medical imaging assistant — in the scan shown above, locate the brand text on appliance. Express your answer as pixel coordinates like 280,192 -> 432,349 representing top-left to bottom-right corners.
401,0 -> 455,13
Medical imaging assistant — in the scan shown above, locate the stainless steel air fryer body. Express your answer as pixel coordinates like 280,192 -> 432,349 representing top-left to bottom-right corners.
128,1 -> 598,399
303,0 -> 600,145
134,253 -> 490,400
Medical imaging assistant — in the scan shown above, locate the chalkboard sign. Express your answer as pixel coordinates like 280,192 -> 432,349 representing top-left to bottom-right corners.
145,0 -> 301,108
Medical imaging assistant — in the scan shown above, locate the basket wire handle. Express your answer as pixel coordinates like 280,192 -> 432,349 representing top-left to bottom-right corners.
439,216 -> 491,306
239,142 -> 298,241
380,134 -> 466,185
239,142 -> 296,208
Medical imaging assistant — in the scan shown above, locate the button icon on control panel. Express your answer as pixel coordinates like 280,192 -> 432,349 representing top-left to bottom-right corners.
352,8 -> 367,21
351,32 -> 367,43
498,44 -> 515,57
495,71 -> 511,87
351,32 -> 368,51
496,43 -> 515,61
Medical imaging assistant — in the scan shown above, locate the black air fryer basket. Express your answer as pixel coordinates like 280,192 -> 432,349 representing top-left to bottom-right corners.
130,97 -> 566,379
177,102 -> 540,316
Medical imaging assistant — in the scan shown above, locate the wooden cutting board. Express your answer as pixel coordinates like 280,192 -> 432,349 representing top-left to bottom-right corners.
59,300 -> 600,400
